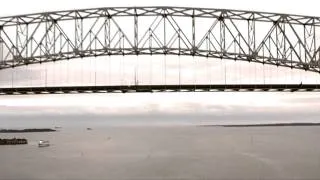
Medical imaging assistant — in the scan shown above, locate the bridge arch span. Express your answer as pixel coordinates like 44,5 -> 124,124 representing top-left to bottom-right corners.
0,6 -> 320,72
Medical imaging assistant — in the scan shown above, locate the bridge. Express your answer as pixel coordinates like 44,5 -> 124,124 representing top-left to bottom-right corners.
0,6 -> 320,95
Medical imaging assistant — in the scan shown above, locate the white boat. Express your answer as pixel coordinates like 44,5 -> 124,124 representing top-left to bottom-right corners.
38,140 -> 50,147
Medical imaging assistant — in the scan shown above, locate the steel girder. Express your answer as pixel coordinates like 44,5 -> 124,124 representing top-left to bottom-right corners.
1,84 -> 320,95
0,6 -> 320,72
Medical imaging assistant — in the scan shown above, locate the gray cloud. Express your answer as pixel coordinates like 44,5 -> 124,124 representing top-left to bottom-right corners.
282,97 -> 320,105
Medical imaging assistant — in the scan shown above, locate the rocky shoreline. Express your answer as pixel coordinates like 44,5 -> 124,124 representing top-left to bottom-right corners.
0,138 -> 28,145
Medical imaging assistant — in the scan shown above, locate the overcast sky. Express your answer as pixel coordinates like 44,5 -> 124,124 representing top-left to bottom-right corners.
0,0 -> 320,125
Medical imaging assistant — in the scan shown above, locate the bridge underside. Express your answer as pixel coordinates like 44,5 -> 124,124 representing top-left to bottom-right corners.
1,84 -> 319,95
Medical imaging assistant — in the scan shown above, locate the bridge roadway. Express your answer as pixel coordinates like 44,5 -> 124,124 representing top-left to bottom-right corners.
1,84 -> 320,95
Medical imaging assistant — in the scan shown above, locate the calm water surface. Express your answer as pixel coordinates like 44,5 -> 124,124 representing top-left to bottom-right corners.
1,126 -> 320,180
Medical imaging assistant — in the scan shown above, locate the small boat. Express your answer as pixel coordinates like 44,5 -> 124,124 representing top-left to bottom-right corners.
87,128 -> 92,130
38,140 -> 50,147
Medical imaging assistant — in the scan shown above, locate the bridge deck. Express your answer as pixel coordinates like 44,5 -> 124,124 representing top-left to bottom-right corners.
1,84 -> 320,95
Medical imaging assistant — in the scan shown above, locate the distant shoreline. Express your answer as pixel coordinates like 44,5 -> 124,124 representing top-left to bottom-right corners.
0,128 -> 56,133
199,123 -> 320,127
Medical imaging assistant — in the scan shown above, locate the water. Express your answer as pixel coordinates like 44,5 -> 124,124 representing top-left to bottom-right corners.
1,126 -> 320,179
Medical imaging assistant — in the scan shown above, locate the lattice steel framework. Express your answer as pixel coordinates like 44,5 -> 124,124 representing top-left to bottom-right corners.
1,6 -> 320,72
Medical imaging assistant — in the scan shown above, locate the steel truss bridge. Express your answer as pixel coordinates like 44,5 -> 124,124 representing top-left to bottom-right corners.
1,6 -> 320,95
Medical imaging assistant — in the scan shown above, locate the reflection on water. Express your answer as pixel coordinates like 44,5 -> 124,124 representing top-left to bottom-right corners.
1,126 -> 320,179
